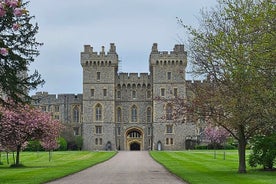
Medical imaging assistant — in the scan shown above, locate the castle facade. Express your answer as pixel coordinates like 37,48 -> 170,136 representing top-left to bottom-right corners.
33,43 -> 199,151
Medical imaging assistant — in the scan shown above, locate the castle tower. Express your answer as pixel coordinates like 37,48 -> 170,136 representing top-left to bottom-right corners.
81,43 -> 118,150
150,43 -> 195,150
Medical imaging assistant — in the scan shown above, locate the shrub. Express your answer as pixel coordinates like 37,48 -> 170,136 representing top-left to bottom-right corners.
249,134 -> 276,170
57,137 -> 67,151
25,140 -> 43,151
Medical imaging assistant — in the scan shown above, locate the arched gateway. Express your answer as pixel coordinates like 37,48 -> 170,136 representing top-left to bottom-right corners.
125,127 -> 143,151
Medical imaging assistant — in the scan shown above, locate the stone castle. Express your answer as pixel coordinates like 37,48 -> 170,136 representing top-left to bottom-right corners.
32,43 -> 202,151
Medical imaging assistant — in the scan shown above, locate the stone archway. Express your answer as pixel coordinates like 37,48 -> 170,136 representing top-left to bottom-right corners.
125,127 -> 144,151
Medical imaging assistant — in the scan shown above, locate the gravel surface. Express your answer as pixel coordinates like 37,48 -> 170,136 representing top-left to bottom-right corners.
46,151 -> 187,184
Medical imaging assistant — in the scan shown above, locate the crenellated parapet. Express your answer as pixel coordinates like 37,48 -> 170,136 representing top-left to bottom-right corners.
149,43 -> 187,68
80,43 -> 118,67
116,72 -> 152,88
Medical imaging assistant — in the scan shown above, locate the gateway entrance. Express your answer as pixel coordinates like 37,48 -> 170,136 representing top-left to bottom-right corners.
126,128 -> 143,151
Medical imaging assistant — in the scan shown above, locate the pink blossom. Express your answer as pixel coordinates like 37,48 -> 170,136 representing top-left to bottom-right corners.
13,7 -> 22,16
0,48 -> 8,56
12,23 -> 20,31
6,0 -> 19,8
0,4 -> 6,17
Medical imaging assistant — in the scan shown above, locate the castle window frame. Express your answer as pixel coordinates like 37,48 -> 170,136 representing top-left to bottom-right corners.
103,89 -> 107,97
96,72 -> 101,80
167,72 -> 171,80
117,90 -> 121,99
95,125 -> 102,134
117,107 -> 122,122
166,125 -> 173,134
54,105 -> 59,112
73,106 -> 80,123
147,90 -> 151,99
166,104 -> 173,120
95,104 -> 102,121
132,90 -> 136,99
173,88 -> 178,97
91,89 -> 95,97
146,107 -> 152,123
131,105 -> 138,122
148,127 -> 151,136
160,88 -> 165,97
95,138 -> 98,145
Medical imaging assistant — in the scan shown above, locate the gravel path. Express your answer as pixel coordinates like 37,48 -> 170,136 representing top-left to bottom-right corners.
46,151 -> 187,184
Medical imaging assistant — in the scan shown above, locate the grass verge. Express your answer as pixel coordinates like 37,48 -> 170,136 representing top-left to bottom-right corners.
150,150 -> 275,184
0,151 -> 116,184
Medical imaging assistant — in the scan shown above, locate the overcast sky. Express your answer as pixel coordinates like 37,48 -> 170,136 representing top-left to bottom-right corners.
28,0 -> 217,95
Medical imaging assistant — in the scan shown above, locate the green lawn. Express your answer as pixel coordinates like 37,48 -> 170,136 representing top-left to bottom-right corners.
0,151 -> 116,184
150,150 -> 275,184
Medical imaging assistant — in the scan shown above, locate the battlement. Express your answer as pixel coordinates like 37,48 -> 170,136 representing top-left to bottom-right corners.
149,43 -> 187,67
81,43 -> 118,67
32,92 -> 83,104
116,72 -> 151,87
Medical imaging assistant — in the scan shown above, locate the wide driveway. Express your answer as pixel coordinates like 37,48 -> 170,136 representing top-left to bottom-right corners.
46,151 -> 187,184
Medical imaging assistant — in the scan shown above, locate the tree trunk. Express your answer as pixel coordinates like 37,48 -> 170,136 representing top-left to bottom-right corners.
16,145 -> 21,166
237,125 -> 247,173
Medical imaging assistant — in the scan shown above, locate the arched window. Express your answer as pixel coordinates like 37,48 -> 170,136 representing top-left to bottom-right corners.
73,106 -> 79,123
117,107 -> 122,122
131,105 -> 137,122
166,104 -> 173,120
95,104 -> 102,121
146,107 -> 151,123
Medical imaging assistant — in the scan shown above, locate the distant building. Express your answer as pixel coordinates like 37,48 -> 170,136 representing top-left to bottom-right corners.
33,43 -> 205,151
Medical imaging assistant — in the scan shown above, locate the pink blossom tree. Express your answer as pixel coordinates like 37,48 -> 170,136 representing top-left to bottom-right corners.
204,124 -> 229,146
0,102 -> 63,166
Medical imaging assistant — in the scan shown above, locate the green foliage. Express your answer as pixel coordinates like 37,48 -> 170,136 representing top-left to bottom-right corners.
57,137 -> 67,151
151,151 -> 276,184
25,140 -> 43,151
249,134 -> 276,170
0,151 -> 116,184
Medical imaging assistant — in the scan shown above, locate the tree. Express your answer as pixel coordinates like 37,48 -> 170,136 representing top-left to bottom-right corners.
178,0 -> 275,173
0,101 -> 63,166
0,0 -> 44,104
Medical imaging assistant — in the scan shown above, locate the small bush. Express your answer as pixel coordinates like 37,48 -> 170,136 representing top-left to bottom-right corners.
57,137 -> 67,151
25,140 -> 43,151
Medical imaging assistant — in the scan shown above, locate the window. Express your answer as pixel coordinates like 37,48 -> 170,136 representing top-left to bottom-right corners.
174,88 -> 178,97
103,89 -> 107,97
166,138 -> 169,145
166,104 -> 173,120
132,90 -> 136,99
74,127 -> 79,136
167,72 -> 171,80
54,105 -> 59,112
117,126 -> 121,135
117,91 -> 121,98
95,126 -> 102,134
161,88 -> 165,97
73,106 -> 80,123
131,105 -> 137,122
95,138 -> 98,145
41,106 -> 46,111
166,125 -> 173,133
117,108 -> 122,122
128,130 -> 141,138
148,127 -> 151,136
97,72 -> 101,80
170,138 -> 174,145
95,104 -> 102,121
91,89 -> 94,97
147,90 -> 151,98
146,107 -> 151,123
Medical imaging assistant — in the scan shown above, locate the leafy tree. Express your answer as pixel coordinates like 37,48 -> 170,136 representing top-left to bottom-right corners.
178,0 -> 275,173
0,101 -> 63,166
249,134 -> 276,170
0,0 -> 44,104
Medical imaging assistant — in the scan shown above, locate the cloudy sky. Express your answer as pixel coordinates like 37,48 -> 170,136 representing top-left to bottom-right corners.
28,0 -> 217,95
